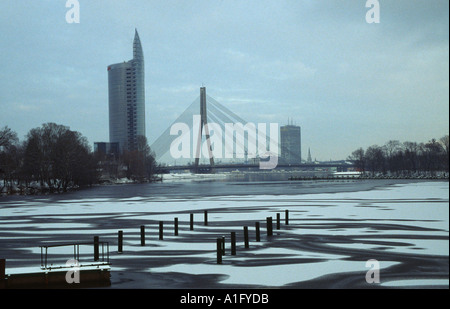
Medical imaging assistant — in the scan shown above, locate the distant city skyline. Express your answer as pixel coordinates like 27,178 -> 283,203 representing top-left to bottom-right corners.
0,1 -> 448,161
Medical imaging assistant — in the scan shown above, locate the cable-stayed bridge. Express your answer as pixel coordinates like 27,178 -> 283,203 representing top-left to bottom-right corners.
150,87 -> 353,173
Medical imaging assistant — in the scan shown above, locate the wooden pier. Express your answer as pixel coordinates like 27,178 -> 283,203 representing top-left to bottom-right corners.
1,241 -> 111,289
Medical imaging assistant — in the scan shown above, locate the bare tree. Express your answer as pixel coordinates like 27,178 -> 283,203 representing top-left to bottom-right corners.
348,148 -> 366,173
365,145 -> 385,176
123,135 -> 158,182
22,123 -> 98,192
0,126 -> 18,149
403,141 -> 419,174
383,140 -> 404,175
423,139 -> 445,174
0,126 -> 19,193
439,135 -> 449,171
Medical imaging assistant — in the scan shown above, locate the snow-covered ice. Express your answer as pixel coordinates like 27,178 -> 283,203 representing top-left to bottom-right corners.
0,180 -> 448,288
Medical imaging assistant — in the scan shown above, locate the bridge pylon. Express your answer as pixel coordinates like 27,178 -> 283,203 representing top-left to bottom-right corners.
194,87 -> 215,173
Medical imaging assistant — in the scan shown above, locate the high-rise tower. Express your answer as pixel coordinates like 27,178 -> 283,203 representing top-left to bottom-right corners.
108,29 -> 145,153
280,124 -> 301,164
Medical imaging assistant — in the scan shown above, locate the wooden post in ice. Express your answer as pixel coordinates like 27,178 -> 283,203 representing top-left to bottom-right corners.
221,236 -> 225,255
216,238 -> 222,264
285,210 -> 289,225
190,213 -> 194,231
244,226 -> 249,249
118,230 -> 123,253
255,222 -> 261,242
93,236 -> 99,261
174,217 -> 179,236
266,217 -> 273,236
0,259 -> 5,279
276,213 -> 281,230
159,221 -> 164,240
204,210 -> 208,226
231,232 -> 236,255
140,225 -> 145,246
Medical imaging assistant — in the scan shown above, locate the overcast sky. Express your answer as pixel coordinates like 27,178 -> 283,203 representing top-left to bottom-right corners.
0,0 -> 448,161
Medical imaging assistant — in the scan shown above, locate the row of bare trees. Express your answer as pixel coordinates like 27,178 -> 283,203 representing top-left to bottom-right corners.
348,136 -> 449,176
1,123 -> 159,194
0,123 -> 98,193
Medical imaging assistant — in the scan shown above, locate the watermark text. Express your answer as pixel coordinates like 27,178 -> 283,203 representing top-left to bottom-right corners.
366,0 -> 380,24
170,116 -> 279,169
365,259 -> 380,283
65,259 -> 80,284
66,0 -> 80,24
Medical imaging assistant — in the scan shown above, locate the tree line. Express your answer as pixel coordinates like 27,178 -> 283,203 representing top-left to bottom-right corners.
348,136 -> 449,177
0,123 -> 158,195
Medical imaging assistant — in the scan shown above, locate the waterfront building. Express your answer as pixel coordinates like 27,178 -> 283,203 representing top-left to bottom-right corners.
94,142 -> 120,158
108,29 -> 145,153
280,124 -> 301,164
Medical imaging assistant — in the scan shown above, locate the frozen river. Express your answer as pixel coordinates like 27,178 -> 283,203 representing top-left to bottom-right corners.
0,179 -> 448,288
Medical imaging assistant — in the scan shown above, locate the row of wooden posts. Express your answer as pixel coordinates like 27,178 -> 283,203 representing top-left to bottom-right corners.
216,210 -> 289,264
92,210 -> 290,264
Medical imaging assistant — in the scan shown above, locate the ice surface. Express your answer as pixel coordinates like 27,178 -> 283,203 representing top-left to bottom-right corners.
0,180 -> 448,288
